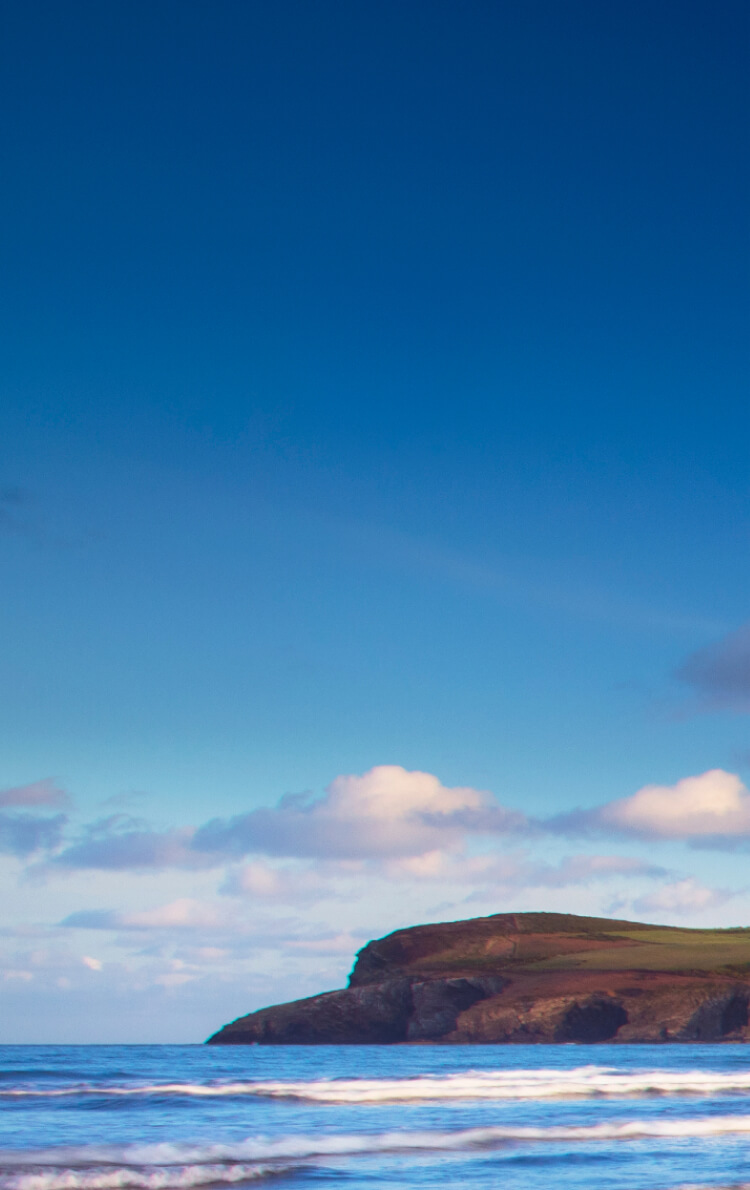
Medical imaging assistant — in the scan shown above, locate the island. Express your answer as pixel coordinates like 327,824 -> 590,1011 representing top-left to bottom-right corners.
206,911 -> 750,1044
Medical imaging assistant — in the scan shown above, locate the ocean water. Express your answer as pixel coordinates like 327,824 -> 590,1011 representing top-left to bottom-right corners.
2,1045 -> 750,1190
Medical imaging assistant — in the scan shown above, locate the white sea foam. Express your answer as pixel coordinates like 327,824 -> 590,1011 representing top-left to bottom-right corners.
237,1068 -> 750,1103
8,1067 -> 750,1104
0,1165 -> 282,1190
5,1111 -> 750,1181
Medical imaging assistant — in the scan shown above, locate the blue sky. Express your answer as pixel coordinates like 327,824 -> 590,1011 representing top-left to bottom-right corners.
0,0 -> 748,1042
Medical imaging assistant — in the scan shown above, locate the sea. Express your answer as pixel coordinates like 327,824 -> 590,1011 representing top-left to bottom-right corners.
2,1044 -> 750,1190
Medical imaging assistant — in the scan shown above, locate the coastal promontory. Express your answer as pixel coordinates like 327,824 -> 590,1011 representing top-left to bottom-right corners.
207,911 -> 750,1045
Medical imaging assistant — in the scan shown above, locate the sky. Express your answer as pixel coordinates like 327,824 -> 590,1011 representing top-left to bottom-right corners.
0,0 -> 748,1042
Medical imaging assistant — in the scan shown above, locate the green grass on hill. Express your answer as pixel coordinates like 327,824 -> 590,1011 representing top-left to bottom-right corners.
385,917 -> 750,977
530,926 -> 750,973
355,914 -> 750,981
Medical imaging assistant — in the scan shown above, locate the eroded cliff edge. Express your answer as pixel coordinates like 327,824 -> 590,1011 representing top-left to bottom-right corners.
207,911 -> 750,1044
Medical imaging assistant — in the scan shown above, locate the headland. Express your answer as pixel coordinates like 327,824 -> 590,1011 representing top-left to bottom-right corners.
207,911 -> 750,1044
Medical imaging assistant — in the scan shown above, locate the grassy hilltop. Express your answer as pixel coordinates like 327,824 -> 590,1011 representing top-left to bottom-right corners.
349,912 -> 750,982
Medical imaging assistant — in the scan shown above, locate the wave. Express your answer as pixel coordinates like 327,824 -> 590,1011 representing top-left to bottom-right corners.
5,1111 -> 750,1180
9,1066 -> 750,1104
0,1165 -> 284,1190
235,1068 -> 750,1104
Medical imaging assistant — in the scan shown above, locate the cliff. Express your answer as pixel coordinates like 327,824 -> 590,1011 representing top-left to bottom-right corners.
207,911 -> 750,1044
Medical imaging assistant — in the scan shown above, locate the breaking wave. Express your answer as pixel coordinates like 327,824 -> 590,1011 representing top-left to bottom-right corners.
5,1111 -> 750,1187
9,1066 -> 750,1104
0,1165 -> 283,1190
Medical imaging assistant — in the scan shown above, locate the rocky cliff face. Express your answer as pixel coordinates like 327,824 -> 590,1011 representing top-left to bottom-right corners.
207,911 -> 750,1044
208,975 -> 509,1045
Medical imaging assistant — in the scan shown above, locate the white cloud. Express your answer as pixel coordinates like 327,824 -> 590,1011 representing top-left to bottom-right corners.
50,818 -> 205,872
532,854 -> 665,884
155,972 -> 195,988
193,765 -> 525,861
38,767 -> 525,875
384,849 -> 664,888
328,766 -> 484,820
60,898 -> 312,949
598,770 -> 750,839
120,898 -> 228,930
61,898 -> 233,932
0,941 -> 120,992
635,878 -> 734,916
221,860 -> 333,901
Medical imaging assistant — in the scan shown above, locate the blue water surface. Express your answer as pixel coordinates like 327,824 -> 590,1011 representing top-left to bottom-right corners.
2,1044 -> 750,1190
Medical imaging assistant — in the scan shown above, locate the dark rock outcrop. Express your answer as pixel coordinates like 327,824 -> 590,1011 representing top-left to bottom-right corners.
210,979 -> 414,1045
207,911 -> 750,1044
208,974 -> 507,1045
407,976 -> 507,1040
